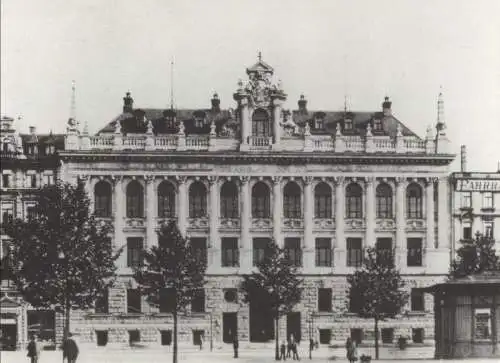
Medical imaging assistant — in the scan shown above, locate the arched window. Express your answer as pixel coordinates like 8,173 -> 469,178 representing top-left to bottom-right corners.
283,182 -> 301,218
158,181 -> 176,218
94,181 -> 112,217
189,182 -> 207,218
406,183 -> 423,219
252,182 -> 270,218
220,182 -> 239,219
376,183 -> 393,219
346,183 -> 363,218
252,109 -> 270,137
314,182 -> 332,218
126,181 -> 144,218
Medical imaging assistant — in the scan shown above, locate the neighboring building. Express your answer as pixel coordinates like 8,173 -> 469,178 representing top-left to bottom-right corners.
58,56 -> 456,350
0,116 -> 64,350
450,151 -> 500,253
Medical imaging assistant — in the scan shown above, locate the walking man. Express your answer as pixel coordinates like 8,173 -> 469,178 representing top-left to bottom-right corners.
280,340 -> 286,361
292,340 -> 300,361
232,334 -> 239,358
26,334 -> 41,363
62,333 -> 79,363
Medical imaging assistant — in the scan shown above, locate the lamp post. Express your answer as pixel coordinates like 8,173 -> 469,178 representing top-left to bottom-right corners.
58,251 -> 67,363
210,312 -> 213,352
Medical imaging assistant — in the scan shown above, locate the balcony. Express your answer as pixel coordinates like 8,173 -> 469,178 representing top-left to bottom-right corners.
124,218 -> 146,230
249,136 -> 272,150
219,218 -> 240,230
188,217 -> 209,230
251,218 -> 272,230
313,218 -> 335,231
283,218 -> 304,230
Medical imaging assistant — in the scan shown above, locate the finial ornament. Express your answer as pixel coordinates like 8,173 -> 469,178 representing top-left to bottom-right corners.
210,120 -> 216,136
366,123 -> 372,137
178,121 -> 185,135
396,123 -> 403,137
336,122 -> 342,136
114,121 -> 122,134
146,118 -> 153,134
437,88 -> 445,130
304,121 -> 311,136
258,51 -> 262,62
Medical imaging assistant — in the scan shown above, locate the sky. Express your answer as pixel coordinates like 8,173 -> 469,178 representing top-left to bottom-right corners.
1,0 -> 499,172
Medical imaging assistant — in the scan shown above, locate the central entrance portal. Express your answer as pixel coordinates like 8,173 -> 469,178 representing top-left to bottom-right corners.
249,302 -> 274,342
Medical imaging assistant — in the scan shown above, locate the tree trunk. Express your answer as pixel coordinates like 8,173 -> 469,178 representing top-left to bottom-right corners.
173,310 -> 178,363
275,314 -> 280,361
64,298 -> 70,341
374,317 -> 379,360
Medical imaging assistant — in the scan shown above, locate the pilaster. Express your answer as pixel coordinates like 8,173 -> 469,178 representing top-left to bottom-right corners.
208,176 -> 219,272
395,177 -> 406,267
425,178 -> 436,250
240,176 -> 251,271
334,176 -> 345,268
438,176 -> 450,249
272,176 -> 282,246
112,176 -> 125,268
303,176 -> 314,271
145,175 -> 156,249
176,176 -> 188,236
365,177 -> 376,247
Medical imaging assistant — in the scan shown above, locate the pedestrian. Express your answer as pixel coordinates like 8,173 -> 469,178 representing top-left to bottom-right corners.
286,337 -> 292,358
309,338 -> 314,359
26,334 -> 41,363
199,334 -> 204,350
232,334 -> 239,358
346,337 -> 358,363
62,333 -> 79,363
280,340 -> 286,361
292,340 -> 300,361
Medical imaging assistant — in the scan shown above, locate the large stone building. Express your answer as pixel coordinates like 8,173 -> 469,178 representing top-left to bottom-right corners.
451,149 -> 500,251
56,57 -> 456,349
0,116 -> 64,350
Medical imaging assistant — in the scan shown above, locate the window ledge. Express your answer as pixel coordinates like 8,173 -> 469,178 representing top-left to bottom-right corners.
459,207 -> 473,211
407,311 -> 426,316
480,207 -> 495,212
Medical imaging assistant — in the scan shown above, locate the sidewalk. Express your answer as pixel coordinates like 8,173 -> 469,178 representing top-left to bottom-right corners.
1,349 -> 499,363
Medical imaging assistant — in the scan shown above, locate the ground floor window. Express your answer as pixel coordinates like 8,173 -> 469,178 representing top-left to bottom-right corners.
193,330 -> 205,346
319,329 -> 331,344
96,330 -> 108,346
128,330 -> 140,344
161,330 -> 172,346
381,328 -> 394,344
412,328 -> 424,343
351,328 -> 363,345
27,310 -> 55,342
474,308 -> 492,340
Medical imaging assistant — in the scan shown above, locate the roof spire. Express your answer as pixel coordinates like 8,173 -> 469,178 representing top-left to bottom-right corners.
258,51 -> 262,62
170,59 -> 175,110
70,80 -> 76,121
436,86 -> 446,131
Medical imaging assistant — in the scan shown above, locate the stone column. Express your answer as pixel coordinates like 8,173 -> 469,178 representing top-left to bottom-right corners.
177,176 -> 188,236
209,176 -> 219,272
112,176 -> 125,268
145,175 -> 156,248
425,178 -> 435,249
365,177 -> 376,247
395,177 -> 406,267
438,176 -> 450,249
303,176 -> 314,271
272,176 -> 282,246
241,100 -> 250,145
272,100 -> 283,147
334,176 -> 345,268
240,176 -> 251,271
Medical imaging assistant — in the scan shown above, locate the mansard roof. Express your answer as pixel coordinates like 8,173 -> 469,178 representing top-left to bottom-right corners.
20,133 -> 65,151
292,110 -> 419,138
97,108 -> 237,135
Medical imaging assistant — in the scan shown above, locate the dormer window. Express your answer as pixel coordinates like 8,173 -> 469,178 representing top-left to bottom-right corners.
315,118 -> 324,130
373,119 -> 382,131
27,144 -> 37,155
195,118 -> 204,128
46,145 -> 55,155
344,119 -> 353,131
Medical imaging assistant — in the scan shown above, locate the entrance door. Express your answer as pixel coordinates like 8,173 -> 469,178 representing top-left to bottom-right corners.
287,312 -> 301,343
223,313 -> 237,343
250,302 -> 274,342
0,324 -> 17,350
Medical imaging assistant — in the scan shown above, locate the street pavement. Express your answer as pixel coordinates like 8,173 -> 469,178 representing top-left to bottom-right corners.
1,348 -> 499,363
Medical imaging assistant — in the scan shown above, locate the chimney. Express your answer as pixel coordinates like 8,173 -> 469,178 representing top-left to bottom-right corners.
298,94 -> 307,113
382,96 -> 392,116
123,91 -> 134,113
29,126 -> 36,134
211,92 -> 220,112
460,145 -> 467,172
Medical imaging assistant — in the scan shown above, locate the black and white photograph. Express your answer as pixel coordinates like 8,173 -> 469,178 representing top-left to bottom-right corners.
1,1 -> 499,362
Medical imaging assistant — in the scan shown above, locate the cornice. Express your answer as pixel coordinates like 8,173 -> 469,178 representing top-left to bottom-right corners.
59,151 -> 456,166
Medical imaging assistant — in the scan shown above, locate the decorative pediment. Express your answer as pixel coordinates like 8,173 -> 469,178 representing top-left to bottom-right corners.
0,295 -> 21,308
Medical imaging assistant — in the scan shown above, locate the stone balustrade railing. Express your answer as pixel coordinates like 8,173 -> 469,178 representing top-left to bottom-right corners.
69,132 -> 436,154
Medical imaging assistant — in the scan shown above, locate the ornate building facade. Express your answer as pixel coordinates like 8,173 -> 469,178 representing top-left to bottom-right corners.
4,57 -> 456,350
0,116 -> 64,350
